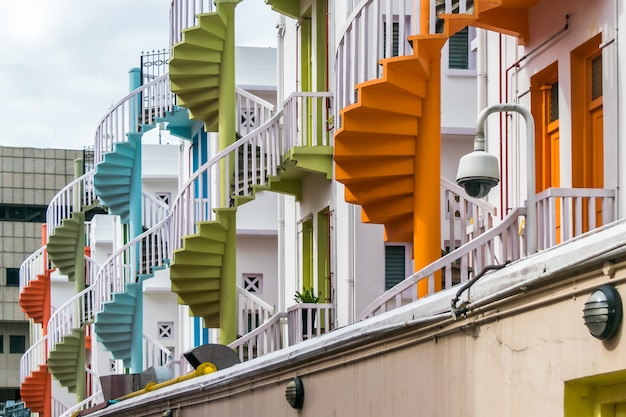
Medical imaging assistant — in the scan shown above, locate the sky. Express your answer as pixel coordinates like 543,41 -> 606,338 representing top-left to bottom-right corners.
0,0 -> 278,150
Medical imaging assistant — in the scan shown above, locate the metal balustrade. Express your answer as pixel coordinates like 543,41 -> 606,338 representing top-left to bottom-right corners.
440,177 -> 497,253
236,87 -> 275,138
229,313 -> 288,363
171,92 -> 329,249
236,285 -> 275,335
84,256 -> 101,287
536,187 -> 616,250
283,92 -> 334,147
169,0 -> 215,48
52,396 -> 70,417
19,245 -> 47,290
46,169 -> 97,237
92,218 -> 170,314
287,303 -> 335,345
142,192 -> 170,230
48,218 -> 170,354
336,0 -> 421,117
335,0 -> 475,124
359,207 -> 526,320
19,334 -> 47,385
93,74 -> 175,165
143,334 -> 173,370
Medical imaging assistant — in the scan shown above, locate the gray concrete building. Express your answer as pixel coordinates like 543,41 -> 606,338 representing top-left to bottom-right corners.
0,146 -> 82,410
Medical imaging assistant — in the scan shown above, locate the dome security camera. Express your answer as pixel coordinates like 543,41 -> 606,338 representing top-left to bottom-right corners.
456,150 -> 500,198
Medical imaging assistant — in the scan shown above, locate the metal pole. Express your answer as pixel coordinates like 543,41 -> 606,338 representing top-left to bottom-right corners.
475,104 -> 536,254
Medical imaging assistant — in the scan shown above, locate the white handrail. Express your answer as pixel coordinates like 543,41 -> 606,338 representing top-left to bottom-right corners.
335,0 -> 421,117
84,256 -> 102,287
52,397 -> 71,417
48,218 -> 170,354
236,285 -> 275,335
287,303 -> 335,345
358,207 -> 526,320
169,0 -> 215,48
142,192 -> 170,229
170,92 -> 332,251
92,217 -> 170,313
170,111 -> 283,249
46,169 -> 97,237
20,335 -> 47,385
58,390 -> 104,417
536,187 -> 617,250
440,176 -> 498,252
19,245 -> 47,290
228,312 -> 287,363
235,87 -> 275,138
283,92 -> 334,147
143,334 -> 173,369
94,73 -> 174,164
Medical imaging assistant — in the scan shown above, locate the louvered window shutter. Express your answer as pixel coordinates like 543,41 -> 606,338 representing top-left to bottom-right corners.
449,27 -> 469,69
385,245 -> 406,290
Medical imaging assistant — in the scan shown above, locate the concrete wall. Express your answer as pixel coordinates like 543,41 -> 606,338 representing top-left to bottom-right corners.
88,229 -> 626,416
0,146 -> 81,396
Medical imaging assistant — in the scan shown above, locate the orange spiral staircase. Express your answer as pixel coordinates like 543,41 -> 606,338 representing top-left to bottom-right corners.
334,0 -> 533,282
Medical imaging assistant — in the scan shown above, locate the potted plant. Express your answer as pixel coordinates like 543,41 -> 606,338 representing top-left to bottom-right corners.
293,288 -> 320,304
294,288 -> 320,336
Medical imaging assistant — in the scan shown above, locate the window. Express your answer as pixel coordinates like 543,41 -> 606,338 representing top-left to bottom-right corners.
9,336 -> 25,354
243,274 -> 263,294
449,27 -> 469,69
6,268 -> 19,287
385,245 -> 407,290
0,204 -> 47,222
0,335 -> 4,353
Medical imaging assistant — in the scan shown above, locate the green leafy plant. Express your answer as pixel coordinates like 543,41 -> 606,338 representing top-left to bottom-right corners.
294,288 -> 320,303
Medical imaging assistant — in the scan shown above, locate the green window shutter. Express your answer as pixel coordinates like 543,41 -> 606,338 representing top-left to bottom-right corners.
385,245 -> 406,290
449,27 -> 469,69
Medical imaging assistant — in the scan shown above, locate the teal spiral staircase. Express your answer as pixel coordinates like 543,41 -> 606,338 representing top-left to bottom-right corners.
93,140 -> 138,224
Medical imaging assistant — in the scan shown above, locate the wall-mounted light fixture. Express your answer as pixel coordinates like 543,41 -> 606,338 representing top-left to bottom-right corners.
583,285 -> 623,340
285,377 -> 305,409
162,409 -> 173,417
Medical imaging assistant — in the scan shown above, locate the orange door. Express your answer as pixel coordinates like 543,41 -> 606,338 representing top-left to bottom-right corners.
547,118 -> 561,241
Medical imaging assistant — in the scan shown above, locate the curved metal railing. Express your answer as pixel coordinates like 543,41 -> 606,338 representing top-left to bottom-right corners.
335,0 -> 420,117
236,285 -> 275,336
19,334 -> 47,385
19,246 -> 47,290
440,176 -> 498,253
229,312 -> 287,363
358,207 -> 526,320
143,334 -> 174,370
169,0 -> 215,48
46,169 -> 97,238
235,87 -> 275,138
170,91 -> 331,250
94,73 -> 174,164
48,218 -> 170,353
142,192 -> 170,229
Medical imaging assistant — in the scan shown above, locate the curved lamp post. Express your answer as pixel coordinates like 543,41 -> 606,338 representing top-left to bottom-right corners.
456,103 -> 537,255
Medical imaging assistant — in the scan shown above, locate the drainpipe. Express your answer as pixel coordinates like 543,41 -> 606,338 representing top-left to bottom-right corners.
477,29 -> 487,113
277,14 -> 286,313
